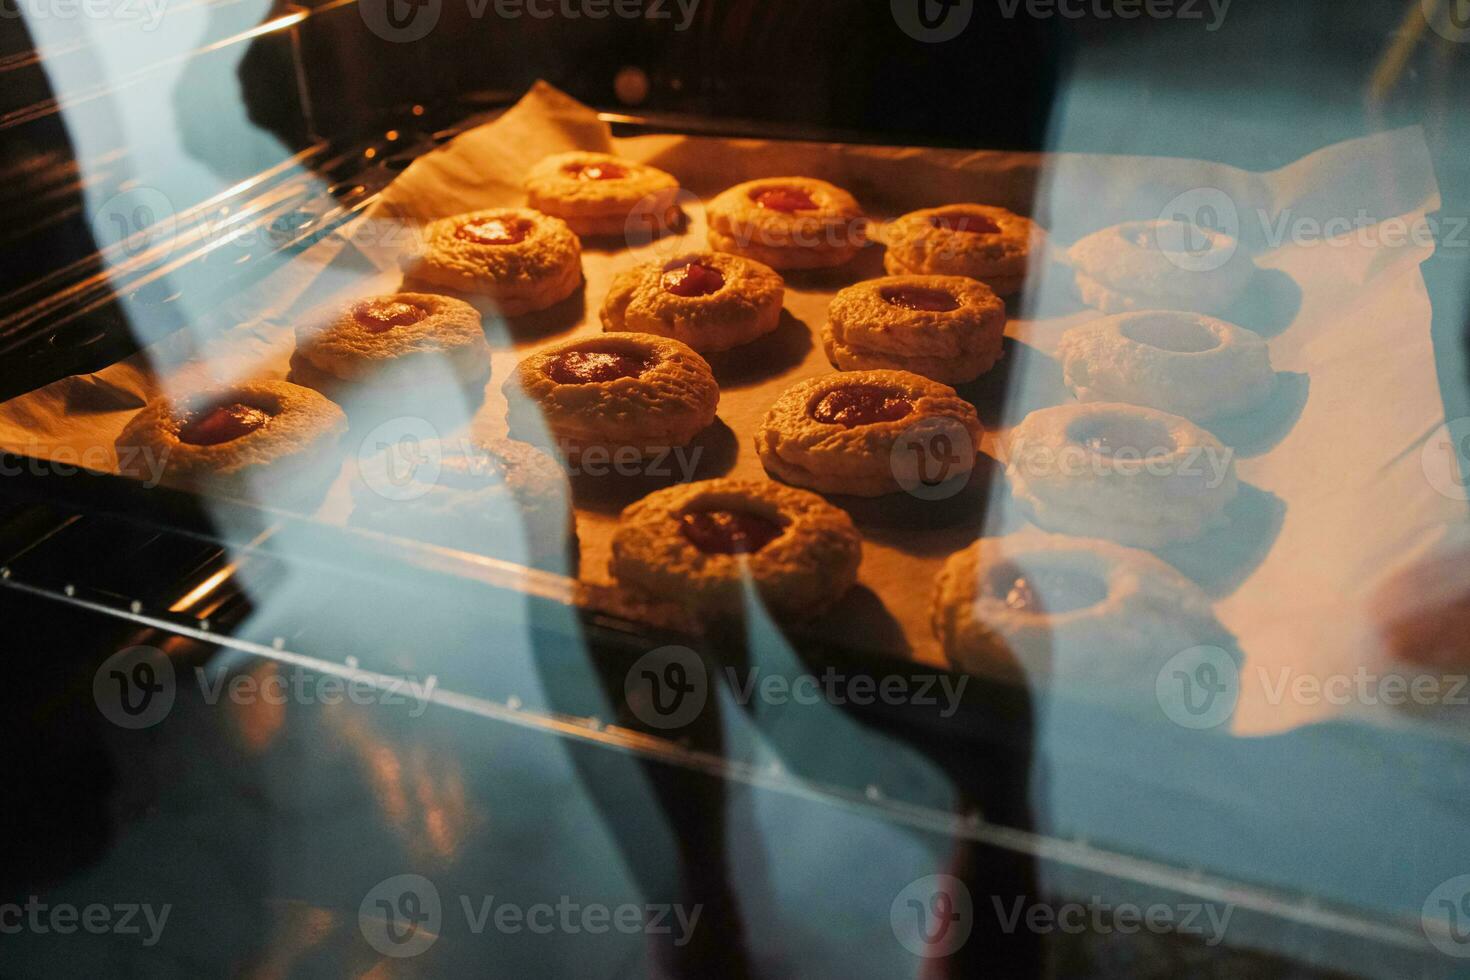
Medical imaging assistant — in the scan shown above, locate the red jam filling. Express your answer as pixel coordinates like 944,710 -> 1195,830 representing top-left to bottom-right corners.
177,402 -> 272,446
353,298 -> 426,333
547,350 -> 651,384
752,186 -> 817,213
929,210 -> 1000,235
985,561 -> 1108,614
679,510 -> 783,555
661,261 -> 726,297
881,286 -> 959,312
437,452 -> 505,490
566,162 -> 628,181
455,217 -> 532,246
811,384 -> 914,428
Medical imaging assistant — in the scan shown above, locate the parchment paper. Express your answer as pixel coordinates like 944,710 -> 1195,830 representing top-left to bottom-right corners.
0,81 -> 1458,736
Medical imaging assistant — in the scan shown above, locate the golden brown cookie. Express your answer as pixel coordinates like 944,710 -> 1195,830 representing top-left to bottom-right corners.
288,292 -> 490,400
1002,402 -> 1238,548
882,204 -> 1045,296
610,478 -> 862,619
1057,310 -> 1275,421
755,370 -> 982,497
706,177 -> 865,269
351,436 -> 575,567
502,333 -> 719,461
1068,219 -> 1253,315
400,207 -> 582,315
932,531 -> 1221,683
524,151 -> 681,238
822,275 -> 1007,384
600,251 -> 784,353
116,380 -> 346,503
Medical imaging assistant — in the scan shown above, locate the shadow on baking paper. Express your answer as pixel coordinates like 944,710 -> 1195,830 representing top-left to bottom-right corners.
700,311 -> 814,389
1220,268 -> 1304,339
1206,371 -> 1310,457
1158,484 -> 1286,598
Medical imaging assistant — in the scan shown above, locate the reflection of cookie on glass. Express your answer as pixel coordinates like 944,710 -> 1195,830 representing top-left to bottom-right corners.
610,478 -> 862,620
400,207 -> 582,315
822,274 -> 1006,385
351,436 -> 574,567
116,380 -> 346,504
883,204 -> 1045,297
755,369 -> 981,497
502,333 -> 719,462
289,292 -> 491,400
601,251 -> 784,353
524,151 -> 681,238
1058,310 -> 1275,421
706,177 -> 866,269
932,531 -> 1221,682
1068,219 -> 1253,315
1003,402 -> 1237,548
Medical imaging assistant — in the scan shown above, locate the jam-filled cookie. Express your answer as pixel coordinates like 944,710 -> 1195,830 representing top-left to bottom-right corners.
823,275 -> 1006,385
600,251 -> 784,353
524,151 -> 681,238
400,207 -> 581,315
289,292 -> 491,399
1003,402 -> 1237,548
1068,219 -> 1253,315
883,204 -> 1045,296
610,478 -> 862,619
1058,310 -> 1275,421
755,370 -> 982,497
706,177 -> 865,270
932,531 -> 1221,682
352,436 -> 574,567
503,333 -> 719,460
116,380 -> 346,502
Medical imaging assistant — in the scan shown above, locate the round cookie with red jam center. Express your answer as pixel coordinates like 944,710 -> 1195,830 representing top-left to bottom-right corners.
1002,401 -> 1237,548
609,478 -> 862,620
706,177 -> 866,270
1068,219 -> 1254,316
115,379 -> 347,504
289,292 -> 490,399
755,370 -> 982,497
400,208 -> 582,316
600,251 -> 785,353
932,531 -> 1222,685
822,274 -> 1006,385
502,332 -> 719,461
882,204 -> 1046,296
524,151 -> 681,238
1057,310 -> 1275,421
351,436 -> 575,569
